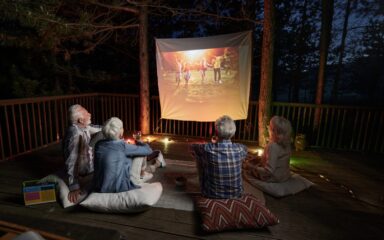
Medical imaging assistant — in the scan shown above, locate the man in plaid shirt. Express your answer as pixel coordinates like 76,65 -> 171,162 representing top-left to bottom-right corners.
190,115 -> 248,199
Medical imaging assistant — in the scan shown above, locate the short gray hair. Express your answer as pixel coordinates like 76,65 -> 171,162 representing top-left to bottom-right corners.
215,115 -> 236,139
103,117 -> 123,140
68,104 -> 83,124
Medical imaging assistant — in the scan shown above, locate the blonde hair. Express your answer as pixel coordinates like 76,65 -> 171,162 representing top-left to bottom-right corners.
269,116 -> 292,148
215,115 -> 236,139
103,117 -> 123,140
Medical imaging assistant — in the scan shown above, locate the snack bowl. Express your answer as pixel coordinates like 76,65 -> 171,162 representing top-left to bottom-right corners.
175,176 -> 187,187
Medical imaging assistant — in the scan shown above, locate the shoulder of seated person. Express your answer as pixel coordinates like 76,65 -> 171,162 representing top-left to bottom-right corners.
66,125 -> 81,135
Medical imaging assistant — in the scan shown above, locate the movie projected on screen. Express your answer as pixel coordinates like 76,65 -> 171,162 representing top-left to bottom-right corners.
155,31 -> 252,122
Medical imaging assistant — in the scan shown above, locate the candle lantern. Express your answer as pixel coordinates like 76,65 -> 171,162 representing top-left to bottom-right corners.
294,134 -> 307,151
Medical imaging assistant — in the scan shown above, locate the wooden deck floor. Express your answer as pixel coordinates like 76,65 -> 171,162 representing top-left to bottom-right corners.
0,137 -> 383,240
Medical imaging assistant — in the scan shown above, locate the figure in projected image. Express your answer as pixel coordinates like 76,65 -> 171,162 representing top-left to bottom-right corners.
212,55 -> 223,84
190,115 -> 248,199
183,61 -> 191,85
223,48 -> 232,76
199,57 -> 208,82
244,116 -> 292,183
63,104 -> 102,203
175,57 -> 183,85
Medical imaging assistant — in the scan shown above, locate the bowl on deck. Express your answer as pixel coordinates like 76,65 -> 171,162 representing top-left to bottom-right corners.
175,176 -> 187,187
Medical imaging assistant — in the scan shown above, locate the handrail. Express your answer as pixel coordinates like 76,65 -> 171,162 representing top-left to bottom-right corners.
0,93 -> 383,161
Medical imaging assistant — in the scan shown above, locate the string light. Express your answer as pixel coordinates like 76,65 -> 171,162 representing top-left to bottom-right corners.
163,137 -> 173,144
253,147 -> 264,156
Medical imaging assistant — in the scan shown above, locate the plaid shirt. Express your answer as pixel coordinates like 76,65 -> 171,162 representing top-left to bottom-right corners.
191,139 -> 248,199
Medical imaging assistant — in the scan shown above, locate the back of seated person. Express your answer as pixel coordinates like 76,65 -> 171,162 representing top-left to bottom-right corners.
92,117 -> 154,193
190,115 -> 248,199
251,116 -> 292,182
63,104 -> 102,203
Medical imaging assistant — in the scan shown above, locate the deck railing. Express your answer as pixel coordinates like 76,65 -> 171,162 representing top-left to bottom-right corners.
1,93 -> 383,161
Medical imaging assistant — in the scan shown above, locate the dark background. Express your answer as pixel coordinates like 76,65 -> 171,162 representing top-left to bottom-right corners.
0,0 -> 383,105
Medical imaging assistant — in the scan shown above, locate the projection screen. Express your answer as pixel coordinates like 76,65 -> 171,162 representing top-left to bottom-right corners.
155,31 -> 252,122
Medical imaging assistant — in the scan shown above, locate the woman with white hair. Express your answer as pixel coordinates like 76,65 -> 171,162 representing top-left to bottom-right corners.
92,117 -> 154,193
251,116 -> 293,182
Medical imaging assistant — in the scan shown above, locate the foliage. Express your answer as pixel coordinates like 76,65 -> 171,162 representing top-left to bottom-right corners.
0,0 -> 382,106
10,65 -> 40,98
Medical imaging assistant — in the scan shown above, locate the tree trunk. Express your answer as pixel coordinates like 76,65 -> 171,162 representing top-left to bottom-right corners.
314,0 -> 334,129
331,0 -> 351,103
258,0 -> 275,147
139,2 -> 150,134
291,0 -> 308,102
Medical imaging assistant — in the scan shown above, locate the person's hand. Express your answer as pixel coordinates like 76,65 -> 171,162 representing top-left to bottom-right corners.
135,139 -> 144,145
68,189 -> 82,203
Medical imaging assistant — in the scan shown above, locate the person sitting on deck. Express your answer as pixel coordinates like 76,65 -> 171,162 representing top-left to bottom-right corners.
62,104 -> 102,203
92,117 -> 163,193
248,116 -> 292,182
190,115 -> 248,199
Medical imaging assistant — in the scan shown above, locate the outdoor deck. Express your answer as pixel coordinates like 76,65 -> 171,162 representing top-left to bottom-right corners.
0,138 -> 383,240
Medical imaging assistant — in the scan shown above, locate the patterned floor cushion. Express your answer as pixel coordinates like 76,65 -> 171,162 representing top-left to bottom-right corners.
194,193 -> 279,232
244,170 -> 314,198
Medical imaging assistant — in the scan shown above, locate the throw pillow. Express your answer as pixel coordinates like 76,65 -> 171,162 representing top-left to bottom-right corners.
194,193 -> 279,232
38,174 -> 77,208
244,171 -> 314,198
39,174 -> 163,212
81,182 -> 163,213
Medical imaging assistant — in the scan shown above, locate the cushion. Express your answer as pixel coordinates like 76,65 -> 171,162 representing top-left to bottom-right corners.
39,174 -> 163,212
81,183 -> 163,213
244,171 -> 314,198
38,174 -> 77,208
194,194 -> 279,232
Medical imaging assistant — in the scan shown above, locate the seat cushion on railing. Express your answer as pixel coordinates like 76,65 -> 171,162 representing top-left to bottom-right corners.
193,193 -> 279,232
39,174 -> 163,212
243,171 -> 314,198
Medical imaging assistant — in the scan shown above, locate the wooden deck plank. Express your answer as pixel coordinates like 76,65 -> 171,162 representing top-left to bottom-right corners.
1,142 -> 384,240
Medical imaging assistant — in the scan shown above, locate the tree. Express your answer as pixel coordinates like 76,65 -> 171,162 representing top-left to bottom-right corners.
258,0 -> 276,147
314,0 -> 334,128
331,0 -> 351,103
290,0 -> 309,102
0,0 -> 141,97
139,1 -> 150,134
273,0 -> 319,103
349,20 -> 384,105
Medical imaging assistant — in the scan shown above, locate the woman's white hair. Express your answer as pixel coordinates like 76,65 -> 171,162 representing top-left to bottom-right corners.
68,104 -> 83,124
269,116 -> 292,148
102,117 -> 123,140
215,115 -> 236,140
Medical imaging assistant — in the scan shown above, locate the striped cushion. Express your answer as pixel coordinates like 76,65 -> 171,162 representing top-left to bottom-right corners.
194,193 -> 279,232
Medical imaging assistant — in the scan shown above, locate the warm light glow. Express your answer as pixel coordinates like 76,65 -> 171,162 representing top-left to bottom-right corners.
257,148 -> 264,156
181,49 -> 205,62
252,147 -> 264,156
125,138 -> 133,144
163,137 -> 173,144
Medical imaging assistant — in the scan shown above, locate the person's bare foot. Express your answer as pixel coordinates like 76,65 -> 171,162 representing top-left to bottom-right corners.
140,171 -> 153,182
